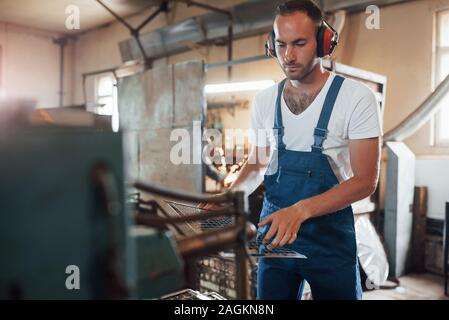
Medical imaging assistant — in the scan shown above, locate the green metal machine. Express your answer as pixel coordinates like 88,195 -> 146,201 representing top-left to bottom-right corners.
0,126 -> 184,299
0,126 -> 133,299
132,228 -> 184,299
0,125 -> 259,300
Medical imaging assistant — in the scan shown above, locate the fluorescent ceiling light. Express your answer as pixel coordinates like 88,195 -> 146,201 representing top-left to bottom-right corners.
205,80 -> 275,94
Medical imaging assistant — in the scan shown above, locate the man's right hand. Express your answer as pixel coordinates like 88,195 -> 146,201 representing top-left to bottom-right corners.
197,193 -> 226,211
198,145 -> 269,211
198,202 -> 223,211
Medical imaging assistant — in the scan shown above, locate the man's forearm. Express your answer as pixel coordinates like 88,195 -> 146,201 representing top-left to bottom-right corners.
295,176 -> 377,220
228,162 -> 265,196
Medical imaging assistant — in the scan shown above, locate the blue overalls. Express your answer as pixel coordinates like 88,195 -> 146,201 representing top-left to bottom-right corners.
257,75 -> 362,300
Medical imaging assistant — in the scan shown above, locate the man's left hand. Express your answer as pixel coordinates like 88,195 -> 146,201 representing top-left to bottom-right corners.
258,203 -> 310,248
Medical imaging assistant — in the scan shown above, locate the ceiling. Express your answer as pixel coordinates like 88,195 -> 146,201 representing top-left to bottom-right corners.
0,0 -> 163,34
0,0 -> 416,35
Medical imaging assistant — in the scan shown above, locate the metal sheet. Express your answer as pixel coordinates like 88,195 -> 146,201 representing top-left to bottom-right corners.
118,60 -> 205,193
144,65 -> 174,129
123,131 -> 139,181
173,61 -> 205,127
165,201 -> 307,259
117,72 -> 146,131
384,142 -> 415,277
139,128 -> 203,193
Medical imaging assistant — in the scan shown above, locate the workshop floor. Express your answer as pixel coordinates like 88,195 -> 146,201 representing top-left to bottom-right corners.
363,273 -> 448,300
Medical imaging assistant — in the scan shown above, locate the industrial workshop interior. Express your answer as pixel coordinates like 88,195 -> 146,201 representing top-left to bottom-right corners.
1,0 -> 449,303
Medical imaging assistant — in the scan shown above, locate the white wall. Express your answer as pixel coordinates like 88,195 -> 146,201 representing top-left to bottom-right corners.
337,0 -> 449,156
415,158 -> 449,219
0,22 -> 73,108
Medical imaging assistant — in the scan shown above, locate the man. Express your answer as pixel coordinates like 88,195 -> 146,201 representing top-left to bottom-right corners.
206,0 -> 382,300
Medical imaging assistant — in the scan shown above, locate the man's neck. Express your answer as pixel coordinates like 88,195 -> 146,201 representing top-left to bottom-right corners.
282,63 -> 331,116
288,63 -> 329,91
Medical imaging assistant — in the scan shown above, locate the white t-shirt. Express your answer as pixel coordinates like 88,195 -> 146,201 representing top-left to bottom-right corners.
249,72 -> 383,182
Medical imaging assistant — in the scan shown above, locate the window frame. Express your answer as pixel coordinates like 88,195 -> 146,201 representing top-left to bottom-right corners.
0,45 -> 3,93
94,72 -> 119,131
434,9 -> 449,146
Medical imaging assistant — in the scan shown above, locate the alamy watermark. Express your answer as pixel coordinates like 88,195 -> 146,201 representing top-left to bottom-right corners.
365,5 -> 381,30
65,265 -> 80,290
169,121 -> 274,167
65,5 -> 80,30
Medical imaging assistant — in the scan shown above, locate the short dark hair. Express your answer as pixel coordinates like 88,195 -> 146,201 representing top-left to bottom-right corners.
275,0 -> 323,27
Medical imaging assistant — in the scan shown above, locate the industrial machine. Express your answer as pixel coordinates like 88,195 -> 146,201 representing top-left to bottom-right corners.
0,124 -> 283,300
131,182 -> 307,300
0,125 -> 133,299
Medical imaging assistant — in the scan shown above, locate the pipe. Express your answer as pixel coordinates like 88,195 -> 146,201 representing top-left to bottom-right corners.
134,180 -> 235,204
384,73 -> 449,142
119,0 -> 417,64
227,22 -> 233,80
59,42 -> 64,107
206,54 -> 270,69
178,0 -> 231,17
177,0 -> 234,80
134,207 -> 235,228
331,10 -> 346,38
176,223 -> 256,259
96,0 -> 134,30
96,0 -> 169,68
233,191 -> 250,300
53,37 -> 68,107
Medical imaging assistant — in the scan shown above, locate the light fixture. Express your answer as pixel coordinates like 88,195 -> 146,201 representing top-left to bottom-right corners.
204,80 -> 275,94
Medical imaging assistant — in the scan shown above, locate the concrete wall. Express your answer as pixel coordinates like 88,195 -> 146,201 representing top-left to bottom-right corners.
0,22 -> 73,108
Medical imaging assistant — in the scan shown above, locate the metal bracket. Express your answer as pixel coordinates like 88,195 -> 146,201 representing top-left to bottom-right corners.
95,0 -> 169,69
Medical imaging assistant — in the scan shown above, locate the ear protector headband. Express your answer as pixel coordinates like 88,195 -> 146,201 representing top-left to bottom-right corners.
265,19 -> 339,58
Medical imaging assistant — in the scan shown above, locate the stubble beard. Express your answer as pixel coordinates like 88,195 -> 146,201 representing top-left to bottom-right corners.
283,57 -> 318,81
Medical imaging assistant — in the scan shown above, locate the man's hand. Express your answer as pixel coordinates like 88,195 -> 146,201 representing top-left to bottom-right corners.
258,202 -> 311,248
198,145 -> 270,211
197,193 -> 225,211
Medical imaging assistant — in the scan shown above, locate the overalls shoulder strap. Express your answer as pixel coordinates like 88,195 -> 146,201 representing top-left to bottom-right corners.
311,75 -> 345,153
274,79 -> 287,150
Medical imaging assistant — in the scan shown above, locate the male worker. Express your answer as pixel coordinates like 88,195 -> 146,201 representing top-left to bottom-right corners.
205,0 -> 382,300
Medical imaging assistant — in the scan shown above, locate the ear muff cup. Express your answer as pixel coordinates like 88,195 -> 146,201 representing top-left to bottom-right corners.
318,20 -> 338,57
316,25 -> 325,58
322,27 -> 335,57
265,30 -> 277,57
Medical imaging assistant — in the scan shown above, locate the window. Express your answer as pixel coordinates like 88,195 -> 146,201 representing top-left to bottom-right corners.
95,73 -> 119,132
435,10 -> 449,145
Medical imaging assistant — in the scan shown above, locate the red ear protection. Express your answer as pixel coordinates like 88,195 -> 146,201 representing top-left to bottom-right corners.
265,30 -> 277,58
265,19 -> 339,58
